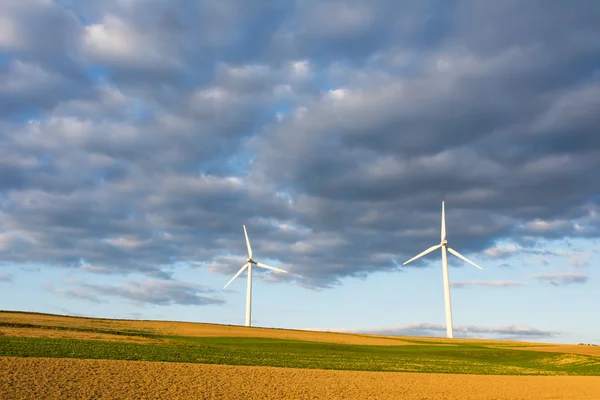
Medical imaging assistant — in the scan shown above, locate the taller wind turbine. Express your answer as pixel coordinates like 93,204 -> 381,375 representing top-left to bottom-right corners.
224,225 -> 287,327
403,201 -> 484,339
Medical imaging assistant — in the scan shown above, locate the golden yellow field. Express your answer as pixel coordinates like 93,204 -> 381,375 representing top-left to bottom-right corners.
2,357 -> 599,400
0,311 -> 410,345
2,311 -> 599,356
2,311 -> 600,399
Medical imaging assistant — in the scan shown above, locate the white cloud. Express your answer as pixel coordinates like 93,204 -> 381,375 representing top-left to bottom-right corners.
51,279 -> 225,306
80,263 -> 120,274
291,233 -> 347,254
191,87 -> 236,107
531,273 -> 589,286
0,60 -> 65,98
81,15 -> 179,70
219,63 -> 271,81
288,60 -> 311,79
451,280 -> 526,288
327,88 -> 349,100
532,83 -> 600,133
1,0 -> 600,296
294,2 -> 376,38
318,323 -> 560,340
484,244 -> 521,259
524,219 -> 572,234
0,16 -> 22,48
105,237 -> 146,250
46,284 -> 101,303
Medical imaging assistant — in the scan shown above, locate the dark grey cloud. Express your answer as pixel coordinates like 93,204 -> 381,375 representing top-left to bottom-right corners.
450,281 -> 525,289
531,273 -> 589,286
328,323 -> 560,340
0,1 -> 599,289
0,0 -> 91,117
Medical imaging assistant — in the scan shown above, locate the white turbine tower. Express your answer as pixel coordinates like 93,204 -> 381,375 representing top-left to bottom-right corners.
403,201 -> 484,339
224,225 -> 287,327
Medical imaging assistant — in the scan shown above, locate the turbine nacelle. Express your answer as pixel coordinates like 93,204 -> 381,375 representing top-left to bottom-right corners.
403,203 -> 483,270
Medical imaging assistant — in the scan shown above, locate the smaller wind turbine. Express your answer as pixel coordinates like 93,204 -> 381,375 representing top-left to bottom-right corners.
403,201 -> 484,339
224,225 -> 287,327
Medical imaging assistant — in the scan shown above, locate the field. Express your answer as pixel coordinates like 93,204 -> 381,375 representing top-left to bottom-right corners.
1,311 -> 600,399
3,357 -> 600,400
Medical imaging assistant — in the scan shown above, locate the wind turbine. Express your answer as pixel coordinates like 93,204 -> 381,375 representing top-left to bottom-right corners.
224,225 -> 288,327
403,201 -> 484,339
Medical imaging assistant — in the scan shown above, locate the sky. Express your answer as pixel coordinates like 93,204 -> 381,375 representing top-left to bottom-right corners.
0,0 -> 599,344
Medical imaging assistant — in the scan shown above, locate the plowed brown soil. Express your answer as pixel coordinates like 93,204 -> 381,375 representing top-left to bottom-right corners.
1,357 -> 599,400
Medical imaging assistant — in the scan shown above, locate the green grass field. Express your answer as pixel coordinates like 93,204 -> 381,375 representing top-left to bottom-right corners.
2,333 -> 599,376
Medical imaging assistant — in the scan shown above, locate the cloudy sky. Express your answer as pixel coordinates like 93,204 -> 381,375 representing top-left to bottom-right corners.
1,0 -> 599,344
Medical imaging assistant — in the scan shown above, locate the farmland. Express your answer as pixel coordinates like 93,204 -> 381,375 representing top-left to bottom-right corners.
1,311 -> 600,399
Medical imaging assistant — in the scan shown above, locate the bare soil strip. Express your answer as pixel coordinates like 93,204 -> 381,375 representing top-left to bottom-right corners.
2,356 -> 599,400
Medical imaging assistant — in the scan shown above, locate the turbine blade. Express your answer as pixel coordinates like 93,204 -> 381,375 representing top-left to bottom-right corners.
223,264 -> 249,289
243,225 -> 252,259
402,244 -> 442,265
441,201 -> 446,241
447,247 -> 484,270
255,261 -> 288,274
